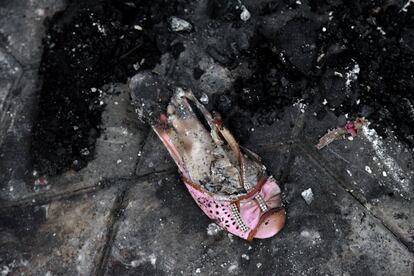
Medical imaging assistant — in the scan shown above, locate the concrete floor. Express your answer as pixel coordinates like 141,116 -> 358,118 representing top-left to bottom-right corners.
0,1 -> 413,275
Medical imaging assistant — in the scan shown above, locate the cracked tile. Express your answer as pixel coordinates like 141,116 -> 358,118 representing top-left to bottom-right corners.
1,83 -> 148,205
103,155 -> 413,275
0,70 -> 38,201
0,47 -> 22,144
300,122 -> 414,251
0,0 -> 66,65
0,185 -> 120,275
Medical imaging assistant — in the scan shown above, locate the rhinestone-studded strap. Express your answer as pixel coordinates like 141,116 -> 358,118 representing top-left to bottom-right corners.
230,203 -> 250,232
255,194 -> 269,212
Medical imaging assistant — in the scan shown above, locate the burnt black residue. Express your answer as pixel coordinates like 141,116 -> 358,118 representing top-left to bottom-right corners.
32,0 -> 187,175
218,1 -> 414,146
33,0 -> 414,176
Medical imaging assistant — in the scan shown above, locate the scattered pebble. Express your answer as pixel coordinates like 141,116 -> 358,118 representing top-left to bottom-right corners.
116,159 -> 122,164
301,188 -> 314,205
365,166 -> 372,174
227,233 -> 234,242
207,223 -> 223,236
382,171 -> 388,177
169,16 -> 192,32
322,98 -> 328,105
256,262 -> 262,269
241,254 -> 250,260
200,93 -> 209,104
80,148 -> 90,156
240,5 -> 251,22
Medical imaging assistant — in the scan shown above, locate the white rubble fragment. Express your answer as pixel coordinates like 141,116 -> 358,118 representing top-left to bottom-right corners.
401,0 -> 414,12
240,5 -> 251,21
345,61 -> 360,88
293,99 -> 307,113
92,22 -> 106,35
149,254 -> 157,266
35,8 -> 45,17
116,159 -> 122,164
228,263 -> 238,273
241,254 -> 250,260
377,26 -> 386,36
382,171 -> 388,177
365,166 -> 372,174
80,148 -> 90,156
317,53 -> 325,62
130,260 -> 140,267
256,262 -> 262,268
129,253 -> 157,268
207,223 -> 223,236
133,62 -> 140,71
301,188 -> 314,205
200,93 -> 209,104
169,16 -> 192,32
133,25 -> 143,31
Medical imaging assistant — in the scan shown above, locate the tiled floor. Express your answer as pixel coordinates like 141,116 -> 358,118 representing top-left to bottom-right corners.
0,1 -> 413,275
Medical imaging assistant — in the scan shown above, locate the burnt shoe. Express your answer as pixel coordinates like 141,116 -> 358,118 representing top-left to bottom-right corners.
130,75 -> 285,240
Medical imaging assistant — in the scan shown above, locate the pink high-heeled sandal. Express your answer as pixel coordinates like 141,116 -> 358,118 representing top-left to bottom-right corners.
131,78 -> 285,240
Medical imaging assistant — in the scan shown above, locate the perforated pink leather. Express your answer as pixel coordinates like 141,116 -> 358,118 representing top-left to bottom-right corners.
184,177 -> 284,240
